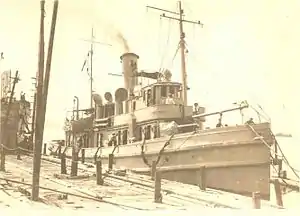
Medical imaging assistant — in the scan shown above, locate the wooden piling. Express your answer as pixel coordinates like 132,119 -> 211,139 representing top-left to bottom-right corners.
61,153 -> 67,174
274,179 -> 283,207
278,159 -> 283,173
252,191 -> 261,209
43,143 -> 47,155
154,171 -> 162,203
71,144 -> 78,177
81,149 -> 85,164
58,144 -> 62,158
31,0 -> 46,201
108,154 -> 113,170
151,161 -> 156,180
199,166 -> 206,190
96,159 -> 103,185
280,170 -> 287,179
0,147 -> 5,171
17,148 -> 21,160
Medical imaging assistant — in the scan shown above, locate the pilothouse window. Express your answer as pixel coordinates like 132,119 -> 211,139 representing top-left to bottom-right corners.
145,125 -> 151,140
122,130 -> 128,145
117,131 -> 121,145
169,86 -> 175,95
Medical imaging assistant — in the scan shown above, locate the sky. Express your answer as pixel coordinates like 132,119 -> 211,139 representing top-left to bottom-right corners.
0,0 -> 299,141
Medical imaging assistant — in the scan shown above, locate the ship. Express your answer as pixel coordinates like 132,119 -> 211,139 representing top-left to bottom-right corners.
1,58 -> 32,151
48,2 -> 276,200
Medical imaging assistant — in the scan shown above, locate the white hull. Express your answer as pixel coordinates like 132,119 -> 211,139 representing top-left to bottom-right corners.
49,122 -> 273,199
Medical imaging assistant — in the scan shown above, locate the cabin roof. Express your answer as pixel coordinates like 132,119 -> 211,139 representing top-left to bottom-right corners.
141,81 -> 181,90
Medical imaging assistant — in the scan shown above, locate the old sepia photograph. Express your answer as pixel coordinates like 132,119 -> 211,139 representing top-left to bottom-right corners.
0,0 -> 299,212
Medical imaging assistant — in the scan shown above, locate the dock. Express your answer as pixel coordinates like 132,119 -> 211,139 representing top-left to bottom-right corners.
0,154 -> 281,210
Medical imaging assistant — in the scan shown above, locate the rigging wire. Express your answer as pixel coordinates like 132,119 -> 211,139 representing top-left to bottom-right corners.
256,104 -> 300,178
157,16 -> 162,65
159,18 -> 173,70
276,139 -> 300,179
168,41 -> 180,69
245,108 -> 300,181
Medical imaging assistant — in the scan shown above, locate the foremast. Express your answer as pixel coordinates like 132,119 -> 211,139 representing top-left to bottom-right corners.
147,1 -> 203,106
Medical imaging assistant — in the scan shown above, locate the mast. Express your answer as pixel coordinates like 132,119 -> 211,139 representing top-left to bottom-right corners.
90,28 -> 94,109
147,1 -> 203,106
81,28 -> 112,109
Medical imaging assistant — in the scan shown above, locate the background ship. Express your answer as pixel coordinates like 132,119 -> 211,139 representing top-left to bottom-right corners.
1,52 -> 33,152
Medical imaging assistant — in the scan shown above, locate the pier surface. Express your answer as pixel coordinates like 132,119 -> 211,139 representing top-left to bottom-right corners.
1,154 -> 281,210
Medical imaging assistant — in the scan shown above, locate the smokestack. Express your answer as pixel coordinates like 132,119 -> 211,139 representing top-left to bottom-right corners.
120,53 -> 139,96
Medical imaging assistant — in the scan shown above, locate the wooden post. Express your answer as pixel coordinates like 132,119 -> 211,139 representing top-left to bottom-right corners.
274,179 -> 283,207
61,153 -> 67,174
252,191 -> 261,209
70,160 -> 78,176
32,0 -> 59,200
71,147 -> 78,177
31,0 -> 46,201
70,136 -> 78,177
93,147 -> 101,163
108,154 -> 113,170
17,147 -> 21,160
278,159 -> 283,174
81,148 -> 85,164
280,170 -> 287,179
154,171 -> 162,203
0,147 -> 5,171
58,144 -> 62,158
151,161 -> 156,180
43,143 -> 47,155
199,166 -> 206,190
96,159 -> 104,185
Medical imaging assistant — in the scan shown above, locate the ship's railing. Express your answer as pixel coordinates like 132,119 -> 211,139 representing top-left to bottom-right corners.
192,104 -> 249,119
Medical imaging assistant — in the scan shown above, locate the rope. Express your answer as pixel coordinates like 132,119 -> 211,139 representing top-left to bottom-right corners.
243,126 -> 284,158
246,125 -> 300,181
273,134 -> 300,179
140,131 -> 176,168
155,133 -> 175,167
139,128 -> 199,169
0,144 -> 34,154
168,42 -> 180,69
140,137 -> 151,167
